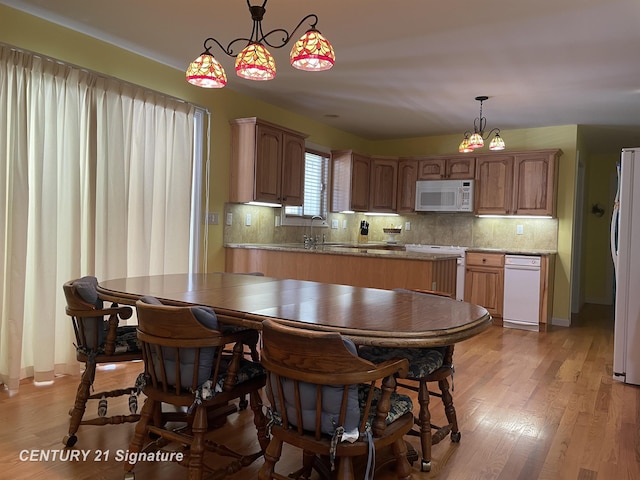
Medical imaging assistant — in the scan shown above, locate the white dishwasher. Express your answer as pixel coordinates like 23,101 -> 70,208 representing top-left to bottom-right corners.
503,255 -> 541,331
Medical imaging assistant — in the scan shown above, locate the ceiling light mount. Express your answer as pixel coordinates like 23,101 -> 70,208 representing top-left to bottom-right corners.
186,0 -> 335,88
459,96 -> 505,153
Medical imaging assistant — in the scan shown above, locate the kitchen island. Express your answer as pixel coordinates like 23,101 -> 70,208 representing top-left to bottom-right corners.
225,243 -> 459,295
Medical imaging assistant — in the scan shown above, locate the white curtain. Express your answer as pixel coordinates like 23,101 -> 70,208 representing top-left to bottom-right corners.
0,44 -> 197,391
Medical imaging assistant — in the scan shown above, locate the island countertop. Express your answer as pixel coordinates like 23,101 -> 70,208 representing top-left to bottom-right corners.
225,243 -> 460,295
224,242 -> 461,261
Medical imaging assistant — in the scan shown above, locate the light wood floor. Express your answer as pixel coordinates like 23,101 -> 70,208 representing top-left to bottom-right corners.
1,303 -> 638,480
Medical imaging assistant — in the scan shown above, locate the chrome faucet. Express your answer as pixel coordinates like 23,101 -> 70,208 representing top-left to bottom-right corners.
305,216 -> 324,247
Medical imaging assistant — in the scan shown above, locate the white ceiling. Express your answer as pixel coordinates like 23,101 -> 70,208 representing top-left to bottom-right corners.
3,0 -> 640,152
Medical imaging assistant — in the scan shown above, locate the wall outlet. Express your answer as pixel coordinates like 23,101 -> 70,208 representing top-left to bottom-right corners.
245,214 -> 252,226
206,212 -> 219,225
226,212 -> 233,226
405,221 -> 411,231
516,224 -> 524,235
331,219 -> 339,229
342,220 -> 347,229
275,215 -> 281,227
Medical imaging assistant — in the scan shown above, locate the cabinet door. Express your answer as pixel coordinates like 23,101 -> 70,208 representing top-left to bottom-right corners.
417,158 -> 446,180
464,265 -> 504,317
350,154 -> 371,211
512,151 -> 557,216
397,159 -> 418,213
474,155 -> 514,215
281,133 -> 305,206
369,158 -> 398,212
254,123 -> 282,204
447,157 -> 475,179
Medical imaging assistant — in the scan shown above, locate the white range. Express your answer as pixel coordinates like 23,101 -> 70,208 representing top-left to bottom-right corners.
404,244 -> 467,301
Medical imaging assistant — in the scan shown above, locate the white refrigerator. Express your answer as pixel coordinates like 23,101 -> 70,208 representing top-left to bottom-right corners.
610,147 -> 640,385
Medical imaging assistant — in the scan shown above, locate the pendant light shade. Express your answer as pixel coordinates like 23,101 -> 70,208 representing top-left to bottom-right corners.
185,53 -> 228,88
235,43 -> 276,81
458,134 -> 473,153
290,29 -> 335,71
468,132 -> 484,149
489,133 -> 506,151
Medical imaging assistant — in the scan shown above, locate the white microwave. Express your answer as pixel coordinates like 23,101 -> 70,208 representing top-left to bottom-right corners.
415,179 -> 474,212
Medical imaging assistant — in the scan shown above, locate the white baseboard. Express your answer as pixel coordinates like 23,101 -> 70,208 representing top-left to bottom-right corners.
551,316 -> 571,327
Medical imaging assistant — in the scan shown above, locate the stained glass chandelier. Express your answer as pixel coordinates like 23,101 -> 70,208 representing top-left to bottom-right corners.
186,0 -> 335,88
459,96 -> 506,153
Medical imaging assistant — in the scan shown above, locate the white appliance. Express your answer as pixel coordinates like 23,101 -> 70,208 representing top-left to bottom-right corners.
415,179 -> 474,212
503,255 -> 541,331
404,245 -> 467,300
611,147 -> 640,385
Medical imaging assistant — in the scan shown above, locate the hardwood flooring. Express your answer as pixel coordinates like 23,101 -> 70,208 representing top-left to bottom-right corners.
1,303 -> 638,479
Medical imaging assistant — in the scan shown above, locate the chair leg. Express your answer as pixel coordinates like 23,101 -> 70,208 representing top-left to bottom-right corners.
258,437 -> 283,480
249,389 -> 270,452
391,438 -> 413,480
439,377 -> 461,442
417,379 -> 432,472
124,397 -> 156,476
335,457 -> 355,480
187,405 -> 207,480
64,358 -> 97,447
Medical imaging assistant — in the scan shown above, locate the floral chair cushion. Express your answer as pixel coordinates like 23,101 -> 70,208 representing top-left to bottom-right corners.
358,384 -> 414,425
358,346 -> 445,380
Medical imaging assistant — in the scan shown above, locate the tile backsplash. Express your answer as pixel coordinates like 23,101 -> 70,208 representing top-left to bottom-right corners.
223,203 -> 558,251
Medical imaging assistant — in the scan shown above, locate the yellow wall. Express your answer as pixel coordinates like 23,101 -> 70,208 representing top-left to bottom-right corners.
0,5 -> 578,322
582,153 -> 617,303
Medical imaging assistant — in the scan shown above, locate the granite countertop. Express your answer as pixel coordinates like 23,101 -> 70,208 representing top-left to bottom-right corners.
225,243 -> 461,261
465,247 -> 557,256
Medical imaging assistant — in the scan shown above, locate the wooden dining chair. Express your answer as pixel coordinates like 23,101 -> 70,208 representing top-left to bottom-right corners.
62,276 -> 142,448
258,318 -> 415,480
124,297 -> 268,480
358,289 -> 460,472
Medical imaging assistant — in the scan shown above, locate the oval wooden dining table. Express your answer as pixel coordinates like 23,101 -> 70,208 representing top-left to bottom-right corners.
97,273 -> 491,347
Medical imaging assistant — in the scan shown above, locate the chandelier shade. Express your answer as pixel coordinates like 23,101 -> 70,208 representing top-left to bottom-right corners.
235,43 -> 276,80
185,53 -> 228,88
489,133 -> 506,151
459,96 -> 506,153
186,0 -> 335,87
290,29 -> 335,71
458,134 -> 473,153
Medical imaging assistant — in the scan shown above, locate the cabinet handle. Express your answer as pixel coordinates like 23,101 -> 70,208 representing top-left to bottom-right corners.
482,258 -> 487,263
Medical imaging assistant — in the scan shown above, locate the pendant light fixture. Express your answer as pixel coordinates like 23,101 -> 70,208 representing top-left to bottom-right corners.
458,96 -> 506,153
186,0 -> 335,88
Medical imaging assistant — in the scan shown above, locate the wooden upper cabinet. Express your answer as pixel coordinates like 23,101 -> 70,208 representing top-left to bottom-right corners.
418,157 -> 475,180
474,149 -> 561,216
369,157 -> 398,212
229,117 -> 307,206
397,159 -> 418,213
280,132 -> 306,205
512,150 -> 560,216
418,158 -> 446,179
331,150 -> 371,212
474,155 -> 514,215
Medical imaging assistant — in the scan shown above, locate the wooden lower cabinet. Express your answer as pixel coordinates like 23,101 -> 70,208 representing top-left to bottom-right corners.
225,247 -> 457,296
464,251 -> 555,330
464,252 -> 504,325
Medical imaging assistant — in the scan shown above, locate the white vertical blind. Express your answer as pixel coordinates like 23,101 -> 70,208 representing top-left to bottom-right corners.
285,150 -> 329,218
